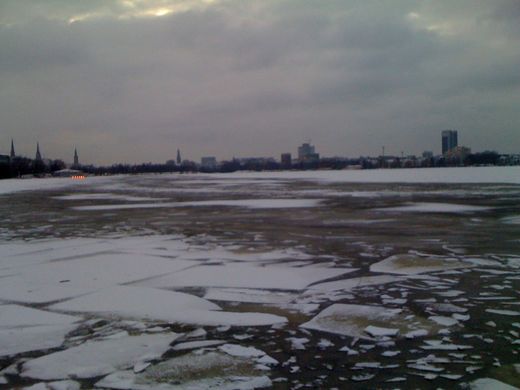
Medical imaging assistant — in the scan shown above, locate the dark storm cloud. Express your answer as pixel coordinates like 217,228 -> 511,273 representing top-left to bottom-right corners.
0,0 -> 519,164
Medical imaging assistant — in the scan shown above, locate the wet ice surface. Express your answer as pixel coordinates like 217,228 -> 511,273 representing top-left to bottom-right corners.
1,167 -> 520,389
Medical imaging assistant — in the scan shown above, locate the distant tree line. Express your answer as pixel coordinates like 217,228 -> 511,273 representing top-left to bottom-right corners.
0,150 -> 516,180
0,157 -> 66,179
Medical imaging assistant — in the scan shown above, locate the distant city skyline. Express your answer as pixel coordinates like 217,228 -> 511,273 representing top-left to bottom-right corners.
0,128 -> 512,166
1,1 -> 519,164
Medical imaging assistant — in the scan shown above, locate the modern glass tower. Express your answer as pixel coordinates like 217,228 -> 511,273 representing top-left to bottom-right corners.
442,130 -> 458,154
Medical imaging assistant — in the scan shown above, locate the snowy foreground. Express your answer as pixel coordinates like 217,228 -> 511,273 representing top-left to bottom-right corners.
0,167 -> 519,389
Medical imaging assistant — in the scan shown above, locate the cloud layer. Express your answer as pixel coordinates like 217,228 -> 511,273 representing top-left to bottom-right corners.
1,0 -> 519,164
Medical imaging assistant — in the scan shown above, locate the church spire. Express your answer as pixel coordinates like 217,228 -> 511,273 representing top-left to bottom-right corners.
35,142 -> 42,161
73,147 -> 79,167
10,139 -> 15,159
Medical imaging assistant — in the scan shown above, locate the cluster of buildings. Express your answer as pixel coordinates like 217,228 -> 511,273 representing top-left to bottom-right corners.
2,130 -> 519,178
0,140 -> 80,168
194,130 -> 518,171
0,140 -> 83,178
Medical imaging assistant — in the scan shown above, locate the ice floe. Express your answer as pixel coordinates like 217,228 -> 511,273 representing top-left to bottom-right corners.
370,254 -> 470,275
485,309 -> 520,316
0,305 -> 80,357
306,274 -> 403,293
21,333 -> 179,380
94,350 -> 272,390
301,304 -> 433,339
469,378 -> 518,390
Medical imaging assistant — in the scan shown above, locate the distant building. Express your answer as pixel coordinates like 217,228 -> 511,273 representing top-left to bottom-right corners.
0,154 -> 9,165
201,156 -> 217,170
422,151 -> 433,159
53,168 -> 84,178
73,148 -> 79,168
445,146 -> 471,162
10,139 -> 15,159
281,153 -> 292,168
176,149 -> 181,165
35,143 -> 42,161
442,130 -> 458,155
297,143 -> 319,163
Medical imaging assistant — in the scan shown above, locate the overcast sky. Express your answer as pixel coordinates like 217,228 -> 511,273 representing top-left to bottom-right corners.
1,0 -> 519,164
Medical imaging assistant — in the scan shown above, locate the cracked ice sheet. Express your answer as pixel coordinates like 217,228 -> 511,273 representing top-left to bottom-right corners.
0,253 -> 195,304
0,238 -> 122,274
134,263 -> 356,291
0,305 -> 80,357
305,274 -> 404,293
203,288 -> 320,315
204,288 -> 297,304
301,304 -> 433,340
50,286 -> 287,327
21,333 -> 179,380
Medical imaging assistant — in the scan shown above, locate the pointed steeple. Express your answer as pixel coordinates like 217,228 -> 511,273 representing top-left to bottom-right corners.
10,139 -> 15,159
73,147 -> 79,167
35,142 -> 42,161
176,149 -> 181,164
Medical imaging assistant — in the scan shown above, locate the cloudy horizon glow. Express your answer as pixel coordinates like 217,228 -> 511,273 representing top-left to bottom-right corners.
1,0 -> 519,165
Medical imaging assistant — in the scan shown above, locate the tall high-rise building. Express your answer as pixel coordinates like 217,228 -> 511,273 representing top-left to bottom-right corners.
442,130 -> 458,155
176,149 -> 181,165
10,139 -> 15,159
297,143 -> 319,162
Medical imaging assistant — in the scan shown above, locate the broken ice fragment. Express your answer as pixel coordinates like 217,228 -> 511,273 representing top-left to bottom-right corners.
364,325 -> 399,338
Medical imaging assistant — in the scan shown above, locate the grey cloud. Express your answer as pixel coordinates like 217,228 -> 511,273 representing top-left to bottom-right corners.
0,0 -> 519,163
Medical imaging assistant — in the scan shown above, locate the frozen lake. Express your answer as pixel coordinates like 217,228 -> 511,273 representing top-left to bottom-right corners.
0,167 -> 519,389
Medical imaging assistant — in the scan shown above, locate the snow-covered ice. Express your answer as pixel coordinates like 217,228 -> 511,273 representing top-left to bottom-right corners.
301,304 -> 431,339
135,263 -> 354,291
0,305 -> 80,357
469,378 -> 519,390
364,325 -> 400,338
94,350 -> 272,390
370,254 -> 470,275
0,253 -> 195,304
22,333 -> 179,380
50,286 -> 287,326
